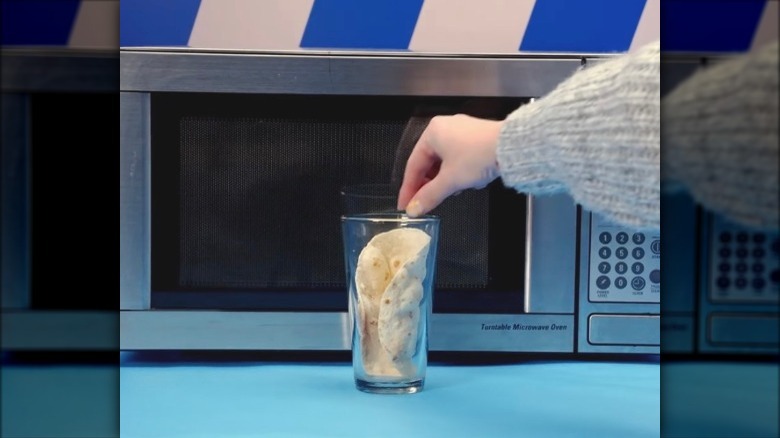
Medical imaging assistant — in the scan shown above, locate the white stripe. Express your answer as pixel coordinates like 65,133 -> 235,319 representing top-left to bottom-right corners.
409,0 -> 536,54
629,0 -> 659,52
68,0 -> 119,49
189,0 -> 315,50
751,0 -> 779,51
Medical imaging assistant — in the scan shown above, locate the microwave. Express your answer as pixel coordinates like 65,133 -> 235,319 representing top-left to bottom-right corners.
118,48 -> 663,355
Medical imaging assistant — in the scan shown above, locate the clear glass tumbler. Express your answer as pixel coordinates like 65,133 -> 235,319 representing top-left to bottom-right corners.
341,213 -> 439,394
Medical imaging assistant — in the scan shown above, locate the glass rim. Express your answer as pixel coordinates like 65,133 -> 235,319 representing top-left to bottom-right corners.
341,212 -> 440,223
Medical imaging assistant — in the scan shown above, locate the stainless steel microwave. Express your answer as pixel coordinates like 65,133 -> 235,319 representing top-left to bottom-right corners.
118,48 -> 664,355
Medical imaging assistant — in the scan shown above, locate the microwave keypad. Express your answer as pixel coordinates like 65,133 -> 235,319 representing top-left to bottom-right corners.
709,221 -> 780,303
589,215 -> 660,303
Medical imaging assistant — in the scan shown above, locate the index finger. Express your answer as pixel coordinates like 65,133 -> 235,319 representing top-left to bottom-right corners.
397,137 -> 439,210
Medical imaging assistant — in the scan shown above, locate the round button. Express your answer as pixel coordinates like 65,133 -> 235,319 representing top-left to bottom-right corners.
735,247 -> 748,258
752,263 -> 764,274
752,278 -> 766,290
771,239 -> 780,255
650,239 -> 660,255
632,233 -> 645,245
718,263 -> 731,273
598,262 -> 611,274
631,276 -> 646,290
735,263 -> 748,273
615,277 -> 627,289
719,232 -> 732,243
615,247 -> 628,259
736,232 -> 749,243
615,262 -> 628,275
770,269 -> 779,284
753,248 -> 765,258
716,276 -> 730,289
598,247 -> 611,259
631,262 -> 644,275
599,232 -> 612,244
753,233 -> 766,244
616,232 -> 629,244
735,277 -> 748,289
632,247 -> 645,259
596,275 -> 611,289
719,247 -> 732,258
649,269 -> 660,284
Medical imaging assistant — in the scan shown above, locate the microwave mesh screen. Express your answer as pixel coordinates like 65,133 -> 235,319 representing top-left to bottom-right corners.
178,116 -> 493,290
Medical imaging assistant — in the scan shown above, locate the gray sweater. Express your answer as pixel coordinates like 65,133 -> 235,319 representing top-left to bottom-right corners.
496,40 -> 779,231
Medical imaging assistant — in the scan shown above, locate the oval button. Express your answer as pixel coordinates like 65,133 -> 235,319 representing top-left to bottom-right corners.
649,269 -> 660,284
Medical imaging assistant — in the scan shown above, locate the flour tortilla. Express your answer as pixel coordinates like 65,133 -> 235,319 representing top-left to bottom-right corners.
377,250 -> 427,375
354,245 -> 397,376
354,227 -> 431,377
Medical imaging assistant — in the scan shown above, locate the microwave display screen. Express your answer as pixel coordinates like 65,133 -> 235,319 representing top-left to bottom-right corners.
151,94 -> 528,313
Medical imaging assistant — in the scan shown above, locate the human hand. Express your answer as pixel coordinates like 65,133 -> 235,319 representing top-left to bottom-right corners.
397,114 -> 503,216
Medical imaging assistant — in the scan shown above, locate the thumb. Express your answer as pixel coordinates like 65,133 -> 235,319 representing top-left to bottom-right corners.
404,173 -> 456,217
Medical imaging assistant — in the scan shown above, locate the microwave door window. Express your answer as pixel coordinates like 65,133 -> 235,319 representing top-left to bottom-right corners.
150,94 -> 527,313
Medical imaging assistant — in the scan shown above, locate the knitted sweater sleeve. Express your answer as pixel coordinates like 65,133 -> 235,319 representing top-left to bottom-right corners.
496,42 -> 661,230
662,41 -> 779,230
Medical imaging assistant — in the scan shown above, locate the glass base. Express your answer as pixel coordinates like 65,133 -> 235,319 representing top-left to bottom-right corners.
355,378 -> 424,394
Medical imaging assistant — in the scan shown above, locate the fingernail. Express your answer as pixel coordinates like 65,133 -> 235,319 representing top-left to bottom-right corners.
406,199 -> 423,217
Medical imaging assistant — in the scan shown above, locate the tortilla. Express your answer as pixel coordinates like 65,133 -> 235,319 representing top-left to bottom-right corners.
354,244 -> 396,376
354,227 -> 430,377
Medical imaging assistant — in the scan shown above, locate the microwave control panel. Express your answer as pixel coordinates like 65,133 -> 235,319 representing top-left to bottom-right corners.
708,218 -> 780,304
588,215 -> 660,303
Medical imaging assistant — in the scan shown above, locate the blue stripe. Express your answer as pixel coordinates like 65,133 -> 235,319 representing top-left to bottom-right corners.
520,0 -> 646,52
120,0 -> 201,47
1,0 -> 80,46
301,0 -> 423,50
661,0 -> 766,52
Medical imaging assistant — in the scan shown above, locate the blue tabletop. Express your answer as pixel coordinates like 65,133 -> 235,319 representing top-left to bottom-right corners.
119,361 -> 660,438
4,359 -> 778,437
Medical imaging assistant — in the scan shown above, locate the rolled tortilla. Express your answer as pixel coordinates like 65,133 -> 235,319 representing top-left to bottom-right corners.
355,244 -> 397,376
378,250 -> 427,375
354,227 -> 431,378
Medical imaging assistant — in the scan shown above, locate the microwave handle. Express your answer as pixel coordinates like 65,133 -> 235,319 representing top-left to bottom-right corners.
120,92 -> 151,310
524,193 -> 577,314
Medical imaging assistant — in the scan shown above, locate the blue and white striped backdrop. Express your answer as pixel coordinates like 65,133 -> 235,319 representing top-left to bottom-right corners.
1,0 -> 777,53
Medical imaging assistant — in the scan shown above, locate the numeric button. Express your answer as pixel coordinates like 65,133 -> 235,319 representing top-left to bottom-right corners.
615,247 -> 628,259
598,262 -> 611,274
631,262 -> 644,275
632,233 -> 645,245
615,277 -> 627,289
599,232 -> 612,244
615,262 -> 628,275
616,232 -> 629,244
598,247 -> 611,259
632,248 -> 645,259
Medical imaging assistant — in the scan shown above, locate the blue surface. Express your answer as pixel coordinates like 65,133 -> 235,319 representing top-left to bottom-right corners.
301,0 -> 424,50
520,0 -> 646,53
3,360 -> 776,437
119,0 -> 202,47
661,0 -> 766,52
1,365 -> 118,437
0,0 -> 80,46
120,361 -> 660,438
